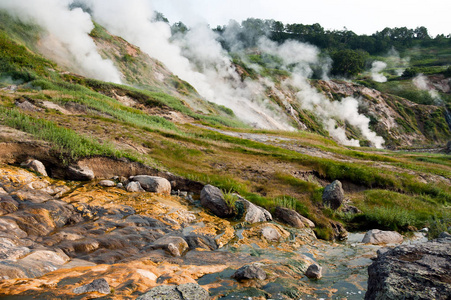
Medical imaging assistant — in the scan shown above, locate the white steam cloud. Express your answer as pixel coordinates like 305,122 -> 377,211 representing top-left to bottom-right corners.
413,74 -> 442,103
0,0 -> 122,83
387,47 -> 410,76
371,61 -> 388,82
82,0 -> 293,130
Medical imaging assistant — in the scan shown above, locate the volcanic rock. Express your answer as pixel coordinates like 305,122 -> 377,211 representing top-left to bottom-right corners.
322,180 -> 345,210
137,283 -> 209,300
232,264 -> 267,281
73,278 -> 110,295
200,185 -> 234,218
365,235 -> 451,299
22,159 -> 48,177
273,206 -> 315,228
305,264 -> 322,279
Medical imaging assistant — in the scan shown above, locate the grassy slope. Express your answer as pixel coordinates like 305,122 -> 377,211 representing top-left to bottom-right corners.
0,15 -> 450,239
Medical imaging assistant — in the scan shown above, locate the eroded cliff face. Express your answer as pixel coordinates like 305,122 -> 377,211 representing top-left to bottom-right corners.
314,80 -> 451,147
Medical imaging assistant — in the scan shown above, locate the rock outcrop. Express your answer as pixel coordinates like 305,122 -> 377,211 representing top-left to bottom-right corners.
322,180 -> 344,210
200,185 -> 234,218
362,229 -> 403,245
273,206 -> 315,228
365,235 -> 451,299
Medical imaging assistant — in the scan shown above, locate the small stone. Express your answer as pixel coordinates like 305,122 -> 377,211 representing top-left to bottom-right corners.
73,278 -> 110,294
126,181 -> 144,192
98,180 -> 115,187
305,264 -> 322,279
68,165 -> 95,181
22,159 -> 48,177
150,236 -> 188,257
232,264 -> 266,281
261,226 -> 281,242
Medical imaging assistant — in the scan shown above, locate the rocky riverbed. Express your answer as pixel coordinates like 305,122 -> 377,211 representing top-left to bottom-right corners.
0,164 -> 443,299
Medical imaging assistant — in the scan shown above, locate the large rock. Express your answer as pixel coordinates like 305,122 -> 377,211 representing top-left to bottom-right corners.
232,264 -> 266,281
362,229 -> 403,245
200,185 -> 234,218
236,197 -> 272,223
365,235 -> 451,300
150,236 -> 188,257
137,283 -> 209,300
273,206 -> 315,228
322,180 -> 345,210
130,175 -> 171,195
22,159 -> 48,177
184,234 -> 218,251
305,264 -> 322,279
73,278 -> 110,295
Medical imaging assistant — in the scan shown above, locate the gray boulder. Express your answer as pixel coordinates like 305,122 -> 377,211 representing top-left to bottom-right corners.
150,236 -> 188,257
362,229 -> 403,245
137,283 -> 209,300
130,175 -> 171,195
126,181 -> 144,192
273,206 -> 315,228
237,197 -> 272,223
322,180 -> 344,210
73,278 -> 110,295
232,264 -> 266,281
200,185 -> 234,218
22,159 -> 48,177
184,234 -> 217,251
365,236 -> 451,300
305,264 -> 322,279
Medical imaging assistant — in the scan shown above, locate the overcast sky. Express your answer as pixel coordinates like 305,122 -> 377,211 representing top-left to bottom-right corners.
151,0 -> 451,36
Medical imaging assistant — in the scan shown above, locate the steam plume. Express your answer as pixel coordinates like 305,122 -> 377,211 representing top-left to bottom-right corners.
0,0 -> 122,83
371,61 -> 388,82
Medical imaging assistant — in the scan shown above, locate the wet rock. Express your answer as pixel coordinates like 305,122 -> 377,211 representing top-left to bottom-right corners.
0,194 -> 19,215
11,188 -> 53,203
150,236 -> 188,257
73,278 -> 110,295
236,197 -> 272,223
0,218 -> 28,239
200,185 -> 234,218
305,264 -> 322,279
365,236 -> 451,300
137,283 -> 209,300
0,249 -> 69,279
184,234 -> 217,250
126,181 -> 144,192
322,180 -> 344,210
362,229 -> 403,245
0,237 -> 30,260
130,175 -> 171,195
232,264 -> 267,281
273,206 -> 315,228
98,180 -> 115,187
261,226 -> 281,242
21,159 -> 48,177
67,165 -> 95,181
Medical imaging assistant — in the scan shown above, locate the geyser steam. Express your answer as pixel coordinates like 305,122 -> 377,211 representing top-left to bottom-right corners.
0,0 -> 122,83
